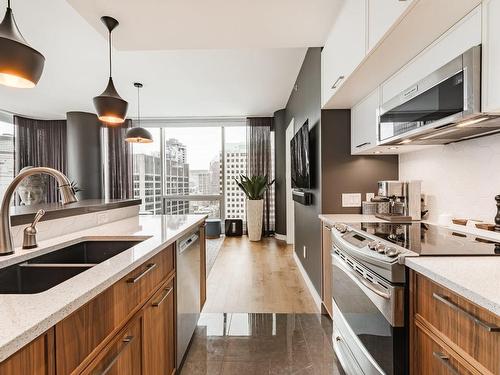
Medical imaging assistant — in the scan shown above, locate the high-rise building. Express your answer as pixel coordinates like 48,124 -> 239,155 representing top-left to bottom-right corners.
223,143 -> 247,221
189,170 -> 211,195
133,152 -> 162,214
164,138 -> 189,215
0,132 -> 14,198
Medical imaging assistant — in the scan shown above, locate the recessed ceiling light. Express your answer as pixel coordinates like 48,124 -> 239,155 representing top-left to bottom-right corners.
389,146 -> 398,150
374,151 -> 382,154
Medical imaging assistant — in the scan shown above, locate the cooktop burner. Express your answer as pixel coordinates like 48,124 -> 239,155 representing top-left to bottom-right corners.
351,222 -> 500,256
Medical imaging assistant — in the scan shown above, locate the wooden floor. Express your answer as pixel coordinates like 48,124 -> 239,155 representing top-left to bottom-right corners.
202,236 -> 318,313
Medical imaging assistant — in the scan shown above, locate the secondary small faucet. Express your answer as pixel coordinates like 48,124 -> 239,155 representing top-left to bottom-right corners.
0,167 -> 78,256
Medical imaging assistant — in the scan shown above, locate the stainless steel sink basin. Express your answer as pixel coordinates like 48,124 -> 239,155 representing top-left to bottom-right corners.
26,240 -> 142,265
0,240 -> 142,294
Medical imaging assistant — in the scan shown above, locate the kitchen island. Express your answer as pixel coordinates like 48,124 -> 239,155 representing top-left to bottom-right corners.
0,214 -> 206,374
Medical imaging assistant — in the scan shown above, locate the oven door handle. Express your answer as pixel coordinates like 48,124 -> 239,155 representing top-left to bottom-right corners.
333,254 -> 391,300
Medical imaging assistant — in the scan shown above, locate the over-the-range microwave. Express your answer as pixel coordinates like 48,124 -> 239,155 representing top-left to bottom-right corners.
378,45 -> 500,145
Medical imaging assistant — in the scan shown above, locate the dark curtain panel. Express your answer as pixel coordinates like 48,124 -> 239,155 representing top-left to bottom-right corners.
14,116 -> 67,203
106,120 -> 133,199
246,117 -> 275,235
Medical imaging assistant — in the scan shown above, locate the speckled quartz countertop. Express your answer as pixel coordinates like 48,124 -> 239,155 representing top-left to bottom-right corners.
319,213 -> 500,317
405,257 -> 500,317
319,213 -> 387,226
0,214 -> 206,362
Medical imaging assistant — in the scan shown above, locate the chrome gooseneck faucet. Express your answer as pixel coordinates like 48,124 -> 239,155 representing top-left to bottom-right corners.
0,167 -> 78,256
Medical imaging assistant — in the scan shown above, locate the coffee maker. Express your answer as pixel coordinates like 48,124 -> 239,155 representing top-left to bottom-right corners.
375,180 -> 421,221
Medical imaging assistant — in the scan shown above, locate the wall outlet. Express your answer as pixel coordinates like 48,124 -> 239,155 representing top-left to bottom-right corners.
97,212 -> 109,225
342,193 -> 362,207
303,245 -> 307,259
366,193 -> 375,202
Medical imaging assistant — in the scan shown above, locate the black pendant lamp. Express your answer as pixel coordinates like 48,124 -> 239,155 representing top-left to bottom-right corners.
93,16 -> 128,125
0,0 -> 45,88
125,82 -> 153,143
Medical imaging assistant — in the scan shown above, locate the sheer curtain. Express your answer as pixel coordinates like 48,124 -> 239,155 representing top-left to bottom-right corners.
14,116 -> 67,203
246,117 -> 275,235
105,120 -> 133,199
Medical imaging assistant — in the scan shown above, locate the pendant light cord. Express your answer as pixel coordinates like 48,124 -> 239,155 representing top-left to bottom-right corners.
137,85 -> 141,127
108,31 -> 112,78
7,0 -> 11,9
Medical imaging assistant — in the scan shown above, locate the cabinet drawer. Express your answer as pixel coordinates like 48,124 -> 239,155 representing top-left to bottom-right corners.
413,321 -> 473,375
414,273 -> 500,374
56,244 -> 174,374
81,313 -> 143,375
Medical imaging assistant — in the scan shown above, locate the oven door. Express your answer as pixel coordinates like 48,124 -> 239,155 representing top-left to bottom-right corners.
331,250 -> 406,375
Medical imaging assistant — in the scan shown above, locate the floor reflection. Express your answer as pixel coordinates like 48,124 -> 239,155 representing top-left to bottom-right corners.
180,313 -> 345,375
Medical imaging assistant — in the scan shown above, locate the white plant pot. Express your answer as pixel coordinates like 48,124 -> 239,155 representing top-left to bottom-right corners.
246,199 -> 264,241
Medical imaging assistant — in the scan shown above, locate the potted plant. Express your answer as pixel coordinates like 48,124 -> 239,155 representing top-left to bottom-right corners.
234,175 -> 274,241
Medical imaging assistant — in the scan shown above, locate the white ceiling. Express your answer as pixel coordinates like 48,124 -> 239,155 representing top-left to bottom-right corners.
0,0 -> 341,120
67,0 -> 341,50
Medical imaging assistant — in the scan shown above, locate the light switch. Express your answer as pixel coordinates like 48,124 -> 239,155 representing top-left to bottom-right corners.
342,193 -> 362,207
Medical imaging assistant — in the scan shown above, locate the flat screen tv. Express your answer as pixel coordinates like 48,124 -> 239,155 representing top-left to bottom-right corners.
291,121 -> 310,189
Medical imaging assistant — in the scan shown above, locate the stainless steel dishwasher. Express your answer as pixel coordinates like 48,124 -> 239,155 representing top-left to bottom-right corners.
176,229 -> 201,366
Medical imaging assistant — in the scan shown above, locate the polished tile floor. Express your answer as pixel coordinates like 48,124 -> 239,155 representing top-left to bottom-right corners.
180,313 -> 345,375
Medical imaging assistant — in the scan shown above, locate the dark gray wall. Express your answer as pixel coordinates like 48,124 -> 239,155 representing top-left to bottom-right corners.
273,109 -> 287,235
284,48 -> 323,292
66,112 -> 103,199
279,48 -> 399,294
321,110 -> 399,212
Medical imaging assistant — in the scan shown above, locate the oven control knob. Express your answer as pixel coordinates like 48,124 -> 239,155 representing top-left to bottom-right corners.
338,225 -> 347,233
375,243 -> 386,254
368,241 -> 378,251
385,247 -> 400,258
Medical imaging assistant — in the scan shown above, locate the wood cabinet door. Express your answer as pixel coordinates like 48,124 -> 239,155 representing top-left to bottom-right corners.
0,329 -> 55,375
81,314 -> 143,375
143,277 -> 176,375
321,224 -> 333,318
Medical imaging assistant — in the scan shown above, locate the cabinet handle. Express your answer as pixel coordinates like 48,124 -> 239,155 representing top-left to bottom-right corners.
356,142 -> 371,148
99,335 -> 135,375
126,263 -> 157,284
432,352 -> 460,375
432,293 -> 500,332
152,287 -> 174,307
331,75 -> 345,89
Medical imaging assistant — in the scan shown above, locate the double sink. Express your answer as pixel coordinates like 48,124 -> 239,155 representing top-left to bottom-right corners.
0,240 -> 143,294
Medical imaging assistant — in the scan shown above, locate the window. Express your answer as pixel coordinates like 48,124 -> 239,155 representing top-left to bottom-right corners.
0,115 -> 14,198
131,122 -> 254,222
132,128 -> 162,214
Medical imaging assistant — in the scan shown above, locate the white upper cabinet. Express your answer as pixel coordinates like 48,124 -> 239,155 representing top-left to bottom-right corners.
381,6 -> 481,104
482,0 -> 500,113
367,0 -> 412,51
351,88 -> 380,155
321,0 -> 366,108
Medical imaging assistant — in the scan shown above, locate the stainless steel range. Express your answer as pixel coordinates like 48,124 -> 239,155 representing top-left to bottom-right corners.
330,221 -> 500,375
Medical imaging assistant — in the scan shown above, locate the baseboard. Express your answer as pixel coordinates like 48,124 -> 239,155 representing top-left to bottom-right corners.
275,233 -> 287,241
292,251 -> 322,312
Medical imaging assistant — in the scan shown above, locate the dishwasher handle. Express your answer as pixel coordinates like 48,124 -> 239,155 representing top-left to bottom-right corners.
178,233 -> 199,253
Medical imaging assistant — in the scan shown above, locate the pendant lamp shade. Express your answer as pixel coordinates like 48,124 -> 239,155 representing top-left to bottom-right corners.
125,82 -> 153,143
93,16 -> 128,125
0,1 -> 45,88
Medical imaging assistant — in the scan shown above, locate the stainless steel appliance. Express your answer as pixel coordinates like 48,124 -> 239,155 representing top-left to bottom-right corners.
375,180 -> 421,221
330,221 -> 500,375
378,45 -> 500,145
176,230 -> 201,366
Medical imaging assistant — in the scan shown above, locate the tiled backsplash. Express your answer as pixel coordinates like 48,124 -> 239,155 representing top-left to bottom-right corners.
399,133 -> 500,224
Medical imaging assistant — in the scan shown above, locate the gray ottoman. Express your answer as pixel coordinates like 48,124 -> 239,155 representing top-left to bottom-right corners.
206,219 -> 222,239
